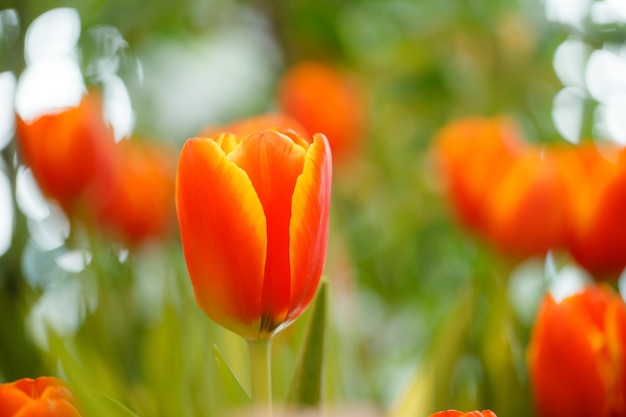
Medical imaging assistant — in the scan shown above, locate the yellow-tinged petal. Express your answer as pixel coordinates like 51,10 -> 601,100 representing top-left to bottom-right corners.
14,399 -> 81,417
287,133 -> 332,322
176,137 -> 267,339
229,131 -> 307,336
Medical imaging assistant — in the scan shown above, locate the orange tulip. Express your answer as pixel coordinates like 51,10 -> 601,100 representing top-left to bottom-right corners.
278,61 -> 365,162
89,139 -> 176,246
0,377 -> 81,417
175,129 -> 332,340
432,116 -> 526,232
560,144 -> 626,278
485,148 -> 567,258
429,410 -> 497,417
15,93 -> 115,213
528,286 -> 626,417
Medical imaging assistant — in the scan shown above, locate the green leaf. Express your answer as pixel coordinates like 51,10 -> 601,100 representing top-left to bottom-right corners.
389,286 -> 477,417
46,330 -> 135,417
213,344 -> 251,408
286,279 -> 328,407
79,390 -> 141,417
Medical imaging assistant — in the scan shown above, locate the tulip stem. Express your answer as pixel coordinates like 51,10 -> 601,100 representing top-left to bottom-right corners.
248,338 -> 273,416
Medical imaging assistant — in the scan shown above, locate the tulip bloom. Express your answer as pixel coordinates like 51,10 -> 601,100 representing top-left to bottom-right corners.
278,61 -> 365,162
485,148 -> 567,258
176,129 -> 332,340
0,377 -> 81,417
90,139 -> 176,245
432,116 -> 526,232
16,93 -> 115,213
429,410 -> 497,417
528,286 -> 626,417
560,144 -> 626,278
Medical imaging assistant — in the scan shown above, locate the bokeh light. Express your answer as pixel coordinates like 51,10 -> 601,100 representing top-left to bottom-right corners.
16,8 -> 84,121
0,168 -> 13,257
0,72 -> 16,150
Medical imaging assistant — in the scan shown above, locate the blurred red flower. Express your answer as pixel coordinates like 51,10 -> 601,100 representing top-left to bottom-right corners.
485,147 -> 568,258
432,116 -> 526,233
15,92 -> 115,214
0,377 -> 81,417
176,128 -> 332,340
199,113 -> 311,144
89,139 -> 176,246
559,143 -> 626,278
528,286 -> 626,417
278,61 -> 365,162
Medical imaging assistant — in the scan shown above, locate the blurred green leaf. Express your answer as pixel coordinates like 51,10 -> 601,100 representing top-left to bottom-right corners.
80,391 -> 141,417
286,279 -> 328,408
389,285 -> 477,417
213,344 -> 250,409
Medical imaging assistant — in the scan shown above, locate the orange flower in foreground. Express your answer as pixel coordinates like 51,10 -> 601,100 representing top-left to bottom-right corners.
528,286 -> 626,417
429,410 -> 497,417
432,116 -> 526,232
0,377 -> 81,417
176,129 -> 332,340
278,61 -> 365,162
16,93 -> 115,213
89,139 -> 176,246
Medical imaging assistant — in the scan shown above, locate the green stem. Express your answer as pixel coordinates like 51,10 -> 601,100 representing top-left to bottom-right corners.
248,338 -> 273,416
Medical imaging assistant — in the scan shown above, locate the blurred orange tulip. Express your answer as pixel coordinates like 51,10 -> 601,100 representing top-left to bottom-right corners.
528,286 -> 626,417
429,410 -> 497,417
485,148 -> 567,258
0,377 -> 81,417
432,116 -> 526,232
15,93 -> 115,214
176,129 -> 332,340
90,139 -> 176,246
199,113 -> 311,143
278,61 -> 365,162
560,144 -> 626,278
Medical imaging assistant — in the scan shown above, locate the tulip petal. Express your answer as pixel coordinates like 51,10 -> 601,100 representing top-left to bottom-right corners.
16,94 -> 114,211
176,137 -> 267,339
229,131 -> 307,335
14,399 -> 81,417
605,296 -> 626,414
287,133 -> 332,322
11,378 -> 36,398
529,291 -> 610,417
0,384 -> 31,417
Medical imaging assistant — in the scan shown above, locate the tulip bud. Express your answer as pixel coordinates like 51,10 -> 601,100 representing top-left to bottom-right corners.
485,148 -> 567,258
278,61 -> 365,162
528,286 -> 626,417
432,116 -> 526,232
15,92 -> 115,214
89,139 -> 176,246
561,144 -> 626,278
0,377 -> 81,417
175,129 -> 332,340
